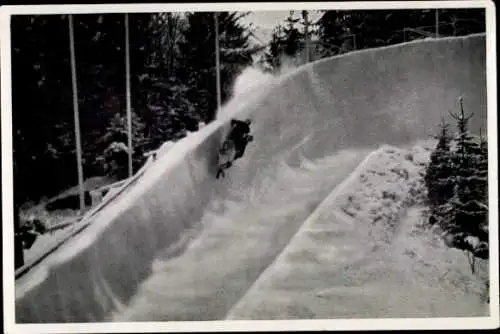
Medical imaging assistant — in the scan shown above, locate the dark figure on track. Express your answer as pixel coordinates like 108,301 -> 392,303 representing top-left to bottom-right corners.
217,119 -> 253,179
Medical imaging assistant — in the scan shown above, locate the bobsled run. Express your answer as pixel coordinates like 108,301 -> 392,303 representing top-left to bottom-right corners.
15,34 -> 489,323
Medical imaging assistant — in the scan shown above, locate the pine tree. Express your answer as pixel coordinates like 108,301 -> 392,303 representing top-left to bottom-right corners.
265,26 -> 285,73
473,127 -> 489,243
449,98 -> 487,239
444,98 -> 489,272
177,12 -> 255,122
144,77 -> 199,147
424,118 -> 455,228
99,112 -> 147,179
282,11 -> 304,57
477,128 -> 488,204
317,10 -> 347,56
422,98 -> 489,270
425,118 -> 455,205
128,12 -> 193,148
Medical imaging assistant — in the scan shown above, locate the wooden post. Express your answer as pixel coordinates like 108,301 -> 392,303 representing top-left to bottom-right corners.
68,14 -> 85,212
125,14 -> 133,178
435,9 -> 440,38
214,12 -> 222,111
302,10 -> 310,63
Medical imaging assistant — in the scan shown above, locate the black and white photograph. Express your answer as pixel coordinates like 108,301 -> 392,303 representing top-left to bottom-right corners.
1,1 -> 498,332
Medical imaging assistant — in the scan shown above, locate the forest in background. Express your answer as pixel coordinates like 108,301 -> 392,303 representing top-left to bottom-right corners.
11,8 -> 486,207
9,8 -> 488,271
262,9 -> 485,72
12,12 -> 257,206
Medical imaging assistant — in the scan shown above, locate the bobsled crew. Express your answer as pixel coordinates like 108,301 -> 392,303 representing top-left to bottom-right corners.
217,118 -> 253,179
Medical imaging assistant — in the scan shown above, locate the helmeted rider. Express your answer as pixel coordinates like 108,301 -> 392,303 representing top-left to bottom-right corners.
227,118 -> 252,160
217,118 -> 253,178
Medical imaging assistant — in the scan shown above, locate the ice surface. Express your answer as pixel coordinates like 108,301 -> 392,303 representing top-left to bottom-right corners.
15,34 -> 487,323
111,148 -> 369,321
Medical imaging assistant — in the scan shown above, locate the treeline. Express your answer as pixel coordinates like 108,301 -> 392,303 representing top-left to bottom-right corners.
12,12 -> 258,204
424,98 -> 488,273
263,8 -> 485,73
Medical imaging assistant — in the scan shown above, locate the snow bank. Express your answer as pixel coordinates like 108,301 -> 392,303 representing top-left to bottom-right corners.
15,34 -> 487,323
112,148 -> 369,322
226,143 -> 489,319
15,123 -> 225,322
336,144 -> 432,244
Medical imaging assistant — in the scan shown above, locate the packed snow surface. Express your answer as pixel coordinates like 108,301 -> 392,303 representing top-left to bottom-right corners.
14,34 -> 488,323
226,143 -> 489,319
112,148 -> 370,321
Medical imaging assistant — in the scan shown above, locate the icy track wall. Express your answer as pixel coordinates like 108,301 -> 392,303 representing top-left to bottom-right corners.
15,34 -> 486,323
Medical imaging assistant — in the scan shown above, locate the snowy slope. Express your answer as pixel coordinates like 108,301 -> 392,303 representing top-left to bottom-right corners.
111,148 -> 370,321
14,34 -> 487,323
226,142 -> 489,319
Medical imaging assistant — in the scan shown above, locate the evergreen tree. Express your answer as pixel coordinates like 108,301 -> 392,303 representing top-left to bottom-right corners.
477,131 -> 489,243
422,98 -> 489,271
177,11 -> 256,122
11,13 -> 201,202
282,11 -> 303,57
315,8 -> 486,60
424,118 -> 455,227
449,98 -> 487,239
99,112 -> 147,179
144,76 -> 199,147
265,25 -> 285,73
477,128 -> 489,204
125,13 -> 200,150
11,14 -> 80,202
317,10 -> 346,56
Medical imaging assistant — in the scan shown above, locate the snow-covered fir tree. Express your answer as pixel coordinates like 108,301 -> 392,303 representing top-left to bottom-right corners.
424,118 -> 455,227
282,11 -> 304,57
477,127 -> 489,204
423,98 -> 489,269
449,98 -> 487,241
264,26 -> 285,74
99,112 -> 147,179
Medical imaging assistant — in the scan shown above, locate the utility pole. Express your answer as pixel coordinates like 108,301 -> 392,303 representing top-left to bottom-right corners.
435,9 -> 440,38
302,10 -> 310,63
214,12 -> 222,111
125,13 -> 133,178
68,14 -> 85,213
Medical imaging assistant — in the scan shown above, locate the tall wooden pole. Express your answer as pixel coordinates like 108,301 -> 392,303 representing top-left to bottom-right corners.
214,12 -> 222,111
302,10 -> 310,63
435,9 -> 440,38
68,14 -> 85,212
125,13 -> 133,177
